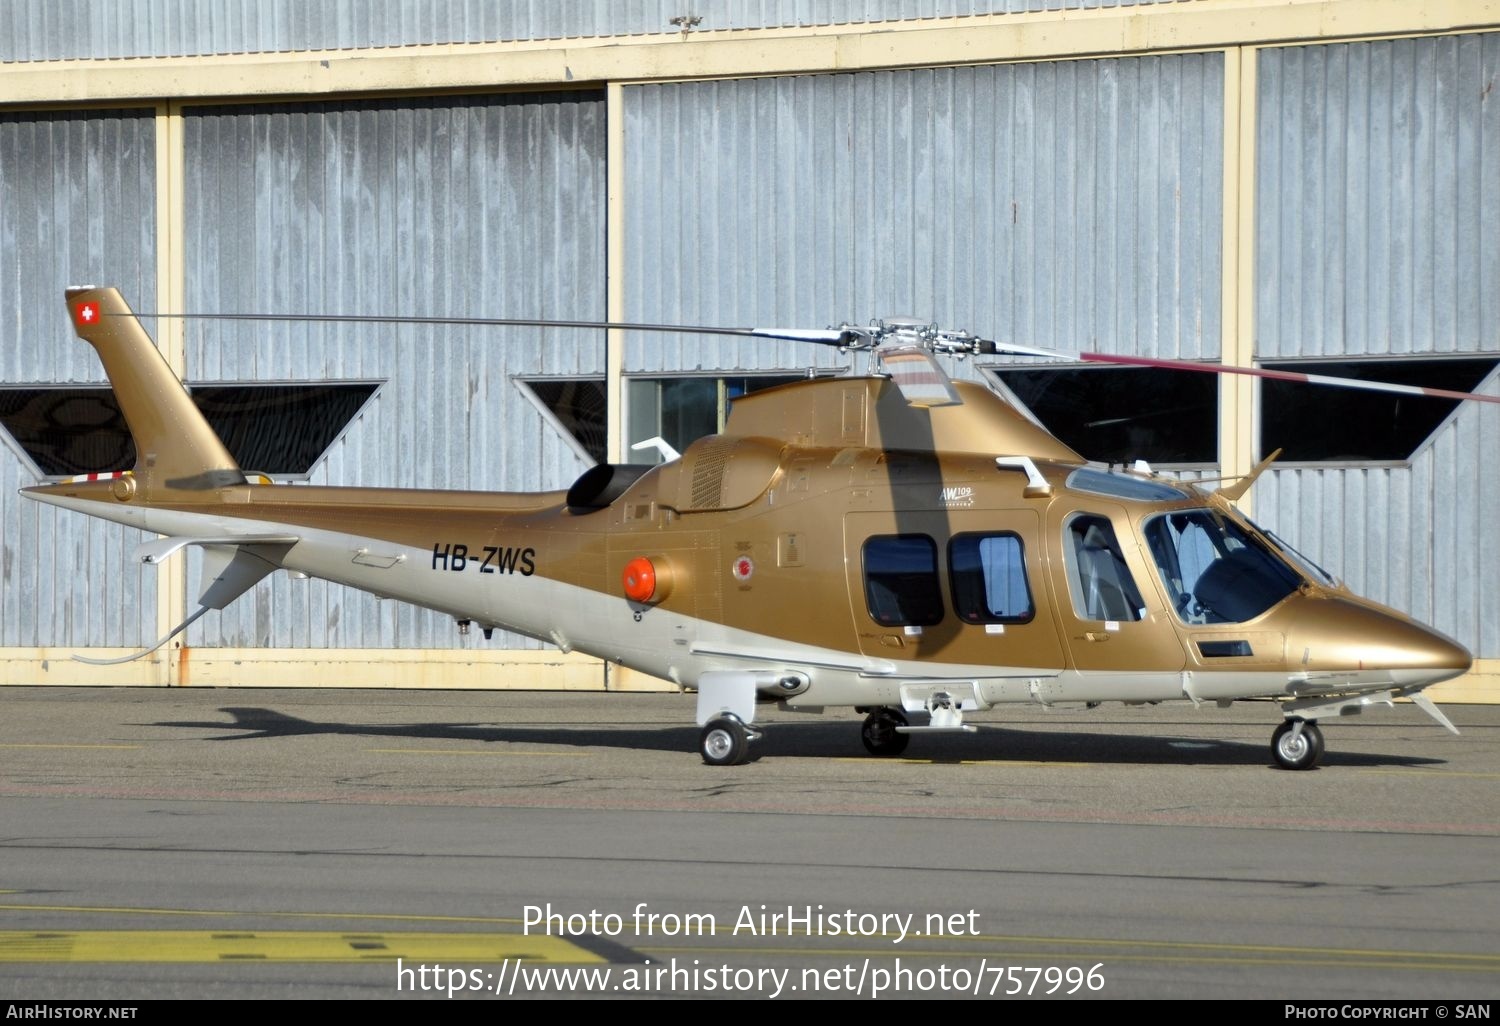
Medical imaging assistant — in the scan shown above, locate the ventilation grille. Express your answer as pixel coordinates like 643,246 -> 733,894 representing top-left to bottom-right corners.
690,438 -> 735,509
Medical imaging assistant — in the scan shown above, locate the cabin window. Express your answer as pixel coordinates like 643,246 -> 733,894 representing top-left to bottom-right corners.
1066,466 -> 1189,502
948,533 -> 1034,623
1144,510 -> 1300,625
862,534 -> 944,627
1064,514 -> 1147,622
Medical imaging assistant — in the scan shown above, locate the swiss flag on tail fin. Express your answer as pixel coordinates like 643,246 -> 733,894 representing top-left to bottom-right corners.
73,301 -> 99,327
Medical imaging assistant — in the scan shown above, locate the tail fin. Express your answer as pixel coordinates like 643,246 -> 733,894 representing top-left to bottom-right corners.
66,286 -> 244,492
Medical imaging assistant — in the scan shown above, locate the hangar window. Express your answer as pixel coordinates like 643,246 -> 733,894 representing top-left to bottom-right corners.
986,365 -> 1218,467
1259,358 -> 1500,463
862,534 -> 945,628
626,375 -> 805,464
515,377 -> 607,465
0,382 -> 380,480
948,533 -> 1034,624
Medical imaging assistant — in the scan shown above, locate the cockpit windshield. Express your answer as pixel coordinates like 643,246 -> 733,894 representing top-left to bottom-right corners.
1144,509 -> 1302,625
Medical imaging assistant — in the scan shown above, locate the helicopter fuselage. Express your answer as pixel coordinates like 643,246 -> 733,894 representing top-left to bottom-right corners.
26,287 -> 1472,769
31,378 -> 1470,716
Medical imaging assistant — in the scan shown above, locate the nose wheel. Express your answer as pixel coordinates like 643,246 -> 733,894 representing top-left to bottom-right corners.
1271,718 -> 1324,770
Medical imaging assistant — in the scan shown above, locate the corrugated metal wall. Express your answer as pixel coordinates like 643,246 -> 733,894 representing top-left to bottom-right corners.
623,55 -> 1223,373
1255,33 -> 1500,658
4,28 -> 1493,667
1257,34 -> 1500,359
2,0 -> 1190,62
182,92 -> 606,649
0,109 -> 158,647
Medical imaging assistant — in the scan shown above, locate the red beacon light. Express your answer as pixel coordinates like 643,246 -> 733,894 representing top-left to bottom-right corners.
622,555 -> 673,604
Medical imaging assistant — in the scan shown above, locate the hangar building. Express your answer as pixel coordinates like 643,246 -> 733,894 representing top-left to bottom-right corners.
0,0 -> 1495,700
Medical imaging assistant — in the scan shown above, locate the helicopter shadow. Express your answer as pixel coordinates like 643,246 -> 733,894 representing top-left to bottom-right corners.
149,706 -> 1446,770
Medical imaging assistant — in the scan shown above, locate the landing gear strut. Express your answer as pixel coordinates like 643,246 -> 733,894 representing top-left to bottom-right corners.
695,671 -> 764,767
861,707 -> 911,757
1271,718 -> 1324,771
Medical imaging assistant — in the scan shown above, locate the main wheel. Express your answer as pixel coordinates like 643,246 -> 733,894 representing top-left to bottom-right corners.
1271,719 -> 1324,770
861,707 -> 911,757
700,716 -> 750,766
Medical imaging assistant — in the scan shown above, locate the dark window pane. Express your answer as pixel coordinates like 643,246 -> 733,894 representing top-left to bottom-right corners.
526,378 -> 607,464
1260,359 -> 1498,462
862,534 -> 944,627
992,366 -> 1218,464
629,375 -> 806,463
192,384 -> 377,475
949,533 -> 1034,623
0,388 -> 134,476
658,378 -> 718,454
725,375 -> 803,404
0,383 -> 378,478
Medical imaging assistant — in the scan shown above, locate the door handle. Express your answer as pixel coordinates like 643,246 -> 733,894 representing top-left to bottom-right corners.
1082,631 -> 1111,642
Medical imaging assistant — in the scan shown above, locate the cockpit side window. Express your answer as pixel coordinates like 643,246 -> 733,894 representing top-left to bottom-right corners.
862,534 -> 945,627
1145,510 -> 1300,624
1064,515 -> 1146,622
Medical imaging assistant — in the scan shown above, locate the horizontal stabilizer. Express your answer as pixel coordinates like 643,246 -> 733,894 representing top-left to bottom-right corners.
135,534 -> 300,565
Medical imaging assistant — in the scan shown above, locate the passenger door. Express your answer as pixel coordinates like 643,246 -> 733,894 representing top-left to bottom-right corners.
1047,504 -> 1185,692
845,510 -> 1064,670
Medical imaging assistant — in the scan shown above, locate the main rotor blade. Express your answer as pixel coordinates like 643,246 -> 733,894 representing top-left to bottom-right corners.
125,311 -> 851,344
983,340 -> 1500,406
1079,351 -> 1500,405
123,309 -> 1500,406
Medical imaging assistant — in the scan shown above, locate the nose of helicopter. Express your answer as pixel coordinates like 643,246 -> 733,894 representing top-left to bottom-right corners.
1285,596 -> 1472,686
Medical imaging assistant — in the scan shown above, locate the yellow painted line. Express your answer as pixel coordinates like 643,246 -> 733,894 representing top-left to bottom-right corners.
0,930 -> 603,964
0,902 -> 520,925
637,946 -> 1500,974
0,743 -> 142,750
930,936 -> 1494,966
365,748 -> 590,757
5,903 -> 1493,968
640,930 -> 1500,965
1357,769 -> 1500,780
855,933 -> 1500,965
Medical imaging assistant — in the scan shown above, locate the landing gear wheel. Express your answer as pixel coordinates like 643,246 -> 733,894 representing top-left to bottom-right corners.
861,707 -> 911,757
700,716 -> 750,766
1271,719 -> 1324,771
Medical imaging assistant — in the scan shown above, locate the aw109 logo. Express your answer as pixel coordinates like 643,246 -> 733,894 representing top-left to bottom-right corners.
939,486 -> 975,508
